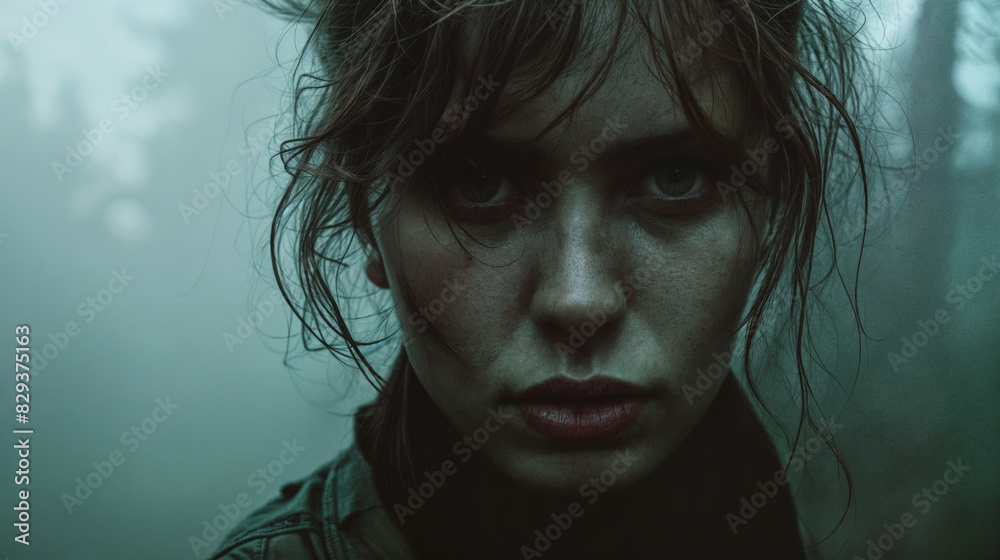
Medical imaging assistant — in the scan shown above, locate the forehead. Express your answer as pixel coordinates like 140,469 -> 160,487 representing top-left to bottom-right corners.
479,39 -> 745,152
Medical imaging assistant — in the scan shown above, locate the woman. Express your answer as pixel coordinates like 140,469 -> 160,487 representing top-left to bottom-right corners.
212,0 -> 873,558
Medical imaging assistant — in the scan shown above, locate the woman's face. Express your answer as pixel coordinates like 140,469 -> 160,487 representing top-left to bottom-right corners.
366,46 -> 767,494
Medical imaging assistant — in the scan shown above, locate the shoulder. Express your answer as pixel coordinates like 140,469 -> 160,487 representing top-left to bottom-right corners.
205,456 -> 333,560
206,443 -> 409,560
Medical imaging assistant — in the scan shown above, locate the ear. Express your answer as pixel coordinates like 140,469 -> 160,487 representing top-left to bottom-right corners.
363,244 -> 390,289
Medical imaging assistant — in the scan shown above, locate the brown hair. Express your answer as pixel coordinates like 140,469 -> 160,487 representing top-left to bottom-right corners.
260,0 -> 878,554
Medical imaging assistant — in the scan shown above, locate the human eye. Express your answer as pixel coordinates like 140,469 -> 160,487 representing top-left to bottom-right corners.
630,157 -> 719,216
441,159 -> 523,223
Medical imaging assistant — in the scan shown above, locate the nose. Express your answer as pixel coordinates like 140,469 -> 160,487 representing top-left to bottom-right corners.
528,206 -> 628,350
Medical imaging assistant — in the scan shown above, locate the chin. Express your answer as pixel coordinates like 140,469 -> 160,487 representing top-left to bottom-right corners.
481,435 -> 673,497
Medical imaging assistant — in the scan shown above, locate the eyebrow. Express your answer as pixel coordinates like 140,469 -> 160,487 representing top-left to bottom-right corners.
471,129 -> 704,167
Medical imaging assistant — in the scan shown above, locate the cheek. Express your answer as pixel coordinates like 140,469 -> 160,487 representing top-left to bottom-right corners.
383,205 -> 521,422
641,210 -> 758,384
676,232 -> 750,327
394,228 -> 511,346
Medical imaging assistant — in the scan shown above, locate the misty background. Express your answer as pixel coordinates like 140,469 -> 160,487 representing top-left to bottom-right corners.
0,0 -> 996,558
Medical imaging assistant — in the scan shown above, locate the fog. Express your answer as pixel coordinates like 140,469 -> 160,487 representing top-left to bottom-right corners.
0,0 -> 996,558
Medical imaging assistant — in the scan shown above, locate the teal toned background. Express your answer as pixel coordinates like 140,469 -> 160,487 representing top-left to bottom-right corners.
0,0 -> 997,558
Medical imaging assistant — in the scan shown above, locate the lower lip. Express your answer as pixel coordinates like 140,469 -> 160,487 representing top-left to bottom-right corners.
513,398 -> 645,441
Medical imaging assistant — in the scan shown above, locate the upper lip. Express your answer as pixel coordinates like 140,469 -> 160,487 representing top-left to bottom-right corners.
511,376 -> 650,401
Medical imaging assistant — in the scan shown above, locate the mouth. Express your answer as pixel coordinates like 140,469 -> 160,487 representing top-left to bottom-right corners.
508,377 -> 650,442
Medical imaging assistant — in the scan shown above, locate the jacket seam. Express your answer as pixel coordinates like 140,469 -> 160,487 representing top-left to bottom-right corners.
210,513 -> 319,559
257,532 -> 268,560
